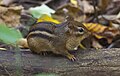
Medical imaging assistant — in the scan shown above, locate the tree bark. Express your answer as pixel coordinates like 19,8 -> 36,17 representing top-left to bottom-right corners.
0,48 -> 120,76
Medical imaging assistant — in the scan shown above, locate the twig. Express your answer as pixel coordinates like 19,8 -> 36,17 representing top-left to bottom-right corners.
92,0 -> 99,23
42,0 -> 52,4
0,64 -> 11,76
107,39 -> 120,49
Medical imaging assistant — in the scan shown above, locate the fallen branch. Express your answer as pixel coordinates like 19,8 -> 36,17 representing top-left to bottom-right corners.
0,48 -> 120,76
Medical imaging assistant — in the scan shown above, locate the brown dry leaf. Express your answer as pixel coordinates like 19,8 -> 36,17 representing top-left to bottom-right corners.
98,0 -> 112,11
83,23 -> 107,34
83,23 -> 120,43
80,0 -> 98,14
116,12 -> 120,19
0,5 -> 23,27
53,3 -> 86,22
101,27 -> 120,43
92,38 -> 103,49
98,14 -> 120,29
98,15 -> 119,21
0,0 -> 15,6
70,0 -> 78,7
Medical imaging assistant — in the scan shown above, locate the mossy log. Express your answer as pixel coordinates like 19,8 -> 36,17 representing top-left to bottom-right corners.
0,48 -> 120,76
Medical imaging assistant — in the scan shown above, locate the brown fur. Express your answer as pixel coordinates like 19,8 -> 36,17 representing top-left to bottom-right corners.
27,18 -> 90,61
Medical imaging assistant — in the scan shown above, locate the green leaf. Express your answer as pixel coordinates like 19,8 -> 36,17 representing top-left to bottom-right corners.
29,4 -> 55,19
0,23 -> 22,46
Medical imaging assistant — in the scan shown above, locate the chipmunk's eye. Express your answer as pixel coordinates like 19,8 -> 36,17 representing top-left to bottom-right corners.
77,27 -> 84,33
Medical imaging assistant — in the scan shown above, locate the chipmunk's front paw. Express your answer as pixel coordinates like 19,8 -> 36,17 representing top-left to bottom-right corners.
67,54 -> 76,61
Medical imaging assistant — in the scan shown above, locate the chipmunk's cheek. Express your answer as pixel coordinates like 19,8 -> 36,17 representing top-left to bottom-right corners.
67,46 -> 78,51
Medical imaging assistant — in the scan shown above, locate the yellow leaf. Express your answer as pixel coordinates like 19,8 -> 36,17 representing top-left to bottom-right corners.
37,14 -> 60,24
70,0 -> 77,6
83,23 -> 107,33
83,23 -> 106,39
83,22 -> 120,44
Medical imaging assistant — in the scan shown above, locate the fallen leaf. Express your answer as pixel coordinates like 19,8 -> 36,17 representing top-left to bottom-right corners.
0,23 -> 23,46
98,0 -> 111,11
81,0 -> 96,13
0,5 -> 23,27
83,23 -> 107,34
70,0 -> 77,6
83,23 -> 120,43
98,15 -> 119,20
53,3 -> 85,22
116,12 -> 120,19
29,4 -> 55,19
37,14 -> 60,24
92,38 -> 103,49
0,0 -> 15,6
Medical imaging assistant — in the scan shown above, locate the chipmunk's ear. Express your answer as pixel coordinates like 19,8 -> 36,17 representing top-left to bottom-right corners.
65,24 -> 74,34
65,16 -> 75,28
65,15 -> 76,34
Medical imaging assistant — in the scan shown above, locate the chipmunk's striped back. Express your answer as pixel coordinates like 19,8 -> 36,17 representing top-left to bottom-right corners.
27,22 -> 57,41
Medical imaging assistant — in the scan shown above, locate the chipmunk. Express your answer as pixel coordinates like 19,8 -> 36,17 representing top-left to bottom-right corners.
27,16 -> 90,61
